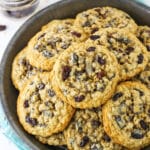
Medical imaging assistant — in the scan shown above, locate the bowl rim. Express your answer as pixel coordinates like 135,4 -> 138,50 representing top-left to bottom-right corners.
0,0 -> 150,149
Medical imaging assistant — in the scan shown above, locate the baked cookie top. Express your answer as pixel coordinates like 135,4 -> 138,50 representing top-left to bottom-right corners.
86,28 -> 148,80
27,19 -> 87,70
52,43 -> 120,108
134,26 -> 150,88
74,6 -> 137,34
36,132 -> 66,146
17,72 -> 75,137
11,48 -> 44,91
65,108 -> 124,150
103,82 -> 150,149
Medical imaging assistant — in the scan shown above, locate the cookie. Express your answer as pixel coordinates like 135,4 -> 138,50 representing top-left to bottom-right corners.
36,132 -> 66,146
133,26 -> 150,88
74,7 -> 137,34
103,82 -> 150,149
65,108 -> 124,150
17,72 -> 75,137
27,20 -> 87,70
52,43 -> 120,108
86,28 -> 148,80
11,48 -> 44,91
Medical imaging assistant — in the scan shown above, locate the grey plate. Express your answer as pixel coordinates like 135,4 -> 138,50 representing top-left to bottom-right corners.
0,0 -> 150,150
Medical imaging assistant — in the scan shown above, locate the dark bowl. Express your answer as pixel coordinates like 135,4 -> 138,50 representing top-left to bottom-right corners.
0,0 -> 150,149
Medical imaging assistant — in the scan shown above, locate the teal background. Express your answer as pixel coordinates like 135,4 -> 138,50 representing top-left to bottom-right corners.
0,0 -> 149,149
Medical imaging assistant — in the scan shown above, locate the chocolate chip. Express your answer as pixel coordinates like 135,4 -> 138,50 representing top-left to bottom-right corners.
42,50 -> 53,58
26,115 -> 38,127
61,43 -> 70,49
71,31 -> 81,37
72,53 -> 79,63
131,130 -> 144,139
37,83 -> 45,90
112,92 -> 123,101
62,65 -> 71,81
90,35 -> 100,40
140,120 -> 148,130
0,25 -> 6,31
138,36 -> 144,43
146,45 -> 150,52
27,64 -> 33,71
19,58 -> 26,66
102,133 -> 111,142
79,136 -> 89,147
91,145 -> 99,150
87,47 -> 96,52
137,54 -> 144,64
83,21 -> 91,27
97,71 -> 106,79
97,56 -> 106,65
74,95 -> 85,102
48,89 -> 55,97
47,41 -> 56,49
91,120 -> 101,127
148,76 -> 150,81
115,115 -> 126,129
24,100 -> 29,108
126,47 -> 134,55
91,27 -> 99,34
78,127 -> 83,133
38,33 -> 46,40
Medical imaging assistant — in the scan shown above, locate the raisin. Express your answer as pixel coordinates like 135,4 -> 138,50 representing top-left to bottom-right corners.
112,92 -> 123,101
137,54 -> 144,64
38,33 -> 46,40
79,136 -> 89,147
27,64 -> 33,71
62,65 -> 71,81
131,131 -> 144,139
74,95 -> 85,102
47,41 -> 56,49
97,71 -> 105,79
146,45 -> 150,52
72,53 -> 79,63
140,120 -> 148,130
0,25 -> 6,31
97,56 -> 106,65
24,100 -> 29,108
102,133 -> 111,142
26,115 -> 38,127
48,89 -> 55,97
87,47 -> 96,52
91,120 -> 101,127
91,27 -> 99,34
90,35 -> 100,40
126,47 -> 134,55
42,50 -> 53,58
71,31 -> 81,37
37,83 -> 45,90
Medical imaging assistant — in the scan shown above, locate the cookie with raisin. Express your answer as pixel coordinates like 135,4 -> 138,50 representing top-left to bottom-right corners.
17,73 -> 75,137
52,43 -> 120,108
103,82 -> 150,149
86,28 -> 148,80
65,108 -> 124,150
11,48 -> 45,91
27,19 -> 87,70
74,7 -> 137,34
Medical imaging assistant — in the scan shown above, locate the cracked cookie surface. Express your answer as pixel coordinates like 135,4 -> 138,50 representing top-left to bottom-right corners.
17,72 -> 75,137
11,48 -> 44,91
52,43 -> 120,108
65,108 -> 124,150
74,7 -> 137,34
27,19 -> 87,70
86,28 -> 148,80
103,82 -> 150,149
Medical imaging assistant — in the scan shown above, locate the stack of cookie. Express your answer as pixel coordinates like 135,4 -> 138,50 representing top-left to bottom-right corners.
11,7 -> 150,150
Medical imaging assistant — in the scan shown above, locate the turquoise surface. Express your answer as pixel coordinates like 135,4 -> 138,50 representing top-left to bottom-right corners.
0,0 -> 149,149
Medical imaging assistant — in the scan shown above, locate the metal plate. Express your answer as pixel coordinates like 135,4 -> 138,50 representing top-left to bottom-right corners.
0,0 -> 150,149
